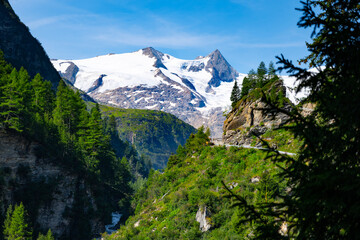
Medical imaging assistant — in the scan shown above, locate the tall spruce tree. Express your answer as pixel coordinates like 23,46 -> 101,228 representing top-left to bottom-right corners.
230,80 -> 241,108
31,73 -> 54,117
53,80 -> 87,156
0,69 -> 26,132
268,61 -> 276,76
37,229 -> 54,240
3,203 -> 32,240
240,69 -> 257,98
256,61 -> 268,88
228,1 -> 360,239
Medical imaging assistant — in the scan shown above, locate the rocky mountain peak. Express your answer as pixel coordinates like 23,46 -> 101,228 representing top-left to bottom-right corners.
142,47 -> 164,60
207,49 -> 222,59
142,47 -> 167,69
206,49 -> 238,88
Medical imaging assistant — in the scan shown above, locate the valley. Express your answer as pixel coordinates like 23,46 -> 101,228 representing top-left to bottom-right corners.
1,0 -> 359,239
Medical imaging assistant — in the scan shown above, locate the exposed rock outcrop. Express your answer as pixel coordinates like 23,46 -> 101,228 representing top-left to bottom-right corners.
223,81 -> 291,146
196,206 -> 212,232
0,0 -> 60,86
58,62 -> 79,85
0,131 -> 105,239
206,49 -> 238,87
88,74 -> 106,93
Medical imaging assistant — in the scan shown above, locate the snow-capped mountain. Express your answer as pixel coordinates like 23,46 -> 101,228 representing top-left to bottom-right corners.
52,47 -> 304,137
52,47 -> 244,137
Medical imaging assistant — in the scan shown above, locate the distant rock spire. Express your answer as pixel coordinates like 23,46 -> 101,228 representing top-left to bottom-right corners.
206,49 -> 238,88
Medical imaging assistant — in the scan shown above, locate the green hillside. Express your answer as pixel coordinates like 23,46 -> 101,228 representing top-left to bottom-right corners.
99,105 -> 196,170
103,128 -> 287,239
0,54 -> 136,239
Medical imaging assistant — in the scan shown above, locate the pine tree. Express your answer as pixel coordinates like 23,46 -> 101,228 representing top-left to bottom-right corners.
3,203 -> 32,240
268,61 -> 276,76
31,73 -> 55,117
257,61 -> 267,76
53,80 -> 86,135
0,69 -> 25,132
53,80 -> 87,155
228,1 -> 360,239
3,205 -> 13,238
37,229 -> 54,240
230,80 -> 241,108
82,104 -> 105,174
256,61 -> 267,88
239,69 -> 257,99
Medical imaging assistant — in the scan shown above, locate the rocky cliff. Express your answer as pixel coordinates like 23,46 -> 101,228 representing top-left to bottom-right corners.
223,80 -> 291,146
0,0 -> 60,86
0,131 -> 107,239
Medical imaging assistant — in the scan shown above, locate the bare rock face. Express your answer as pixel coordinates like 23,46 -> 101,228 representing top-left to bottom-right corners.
0,0 -> 60,86
58,62 -> 79,85
88,74 -> 106,93
0,131 -> 105,239
196,206 -> 211,232
223,81 -> 291,146
301,102 -> 316,117
206,49 -> 238,87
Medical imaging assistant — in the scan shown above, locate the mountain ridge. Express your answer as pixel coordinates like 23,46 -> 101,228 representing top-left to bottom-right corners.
52,47 -> 307,137
52,47 -> 242,137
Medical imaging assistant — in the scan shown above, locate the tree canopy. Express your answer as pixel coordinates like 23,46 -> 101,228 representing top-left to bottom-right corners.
230,80 -> 241,108
229,0 -> 360,239
239,61 -> 279,100
3,203 -> 32,240
0,53 -> 143,238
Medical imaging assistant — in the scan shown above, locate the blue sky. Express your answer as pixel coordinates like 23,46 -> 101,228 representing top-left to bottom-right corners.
9,0 -> 312,73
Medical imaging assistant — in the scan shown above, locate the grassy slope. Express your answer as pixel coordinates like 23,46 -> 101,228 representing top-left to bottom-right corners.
103,131 -> 288,239
99,105 -> 196,170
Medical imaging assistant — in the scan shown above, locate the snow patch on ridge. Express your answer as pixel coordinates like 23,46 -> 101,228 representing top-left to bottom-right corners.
51,47 -> 309,138
53,50 -> 163,93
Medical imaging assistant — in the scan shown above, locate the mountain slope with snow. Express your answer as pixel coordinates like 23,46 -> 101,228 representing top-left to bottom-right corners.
52,47 -> 303,137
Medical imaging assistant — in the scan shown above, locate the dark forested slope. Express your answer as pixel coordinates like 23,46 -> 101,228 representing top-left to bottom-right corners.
100,105 -> 196,170
0,0 -> 60,86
